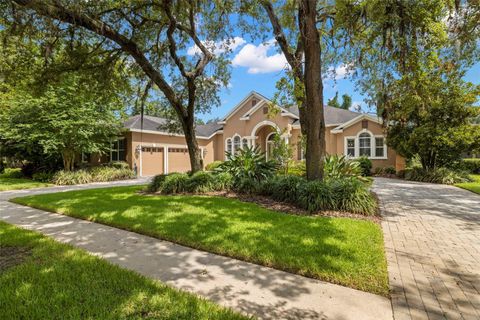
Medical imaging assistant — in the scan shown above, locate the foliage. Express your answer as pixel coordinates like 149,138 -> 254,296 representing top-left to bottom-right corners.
186,171 -> 217,193
205,161 -> 223,171
355,156 -> 373,176
462,158 -> 480,174
220,147 -> 278,193
296,177 -> 377,215
327,92 -> 352,110
13,186 -> 388,295
265,175 -> 304,204
156,173 -> 189,194
52,167 -> 135,185
373,166 -> 396,176
270,132 -> 293,175
286,160 -> 306,177
0,222 -> 246,320
324,155 -> 362,180
1,168 -> 23,179
404,167 -> 472,185
0,74 -> 122,171
4,0 -> 236,173
32,172 -> 54,183
104,161 -> 130,170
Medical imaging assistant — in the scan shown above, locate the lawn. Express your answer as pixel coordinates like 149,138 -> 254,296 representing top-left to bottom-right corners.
0,169 -> 51,191
456,174 -> 480,195
0,221 -> 247,320
12,185 -> 389,295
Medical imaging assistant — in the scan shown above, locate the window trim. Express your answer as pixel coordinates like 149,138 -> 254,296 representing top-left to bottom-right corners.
344,129 -> 387,160
110,137 -> 126,162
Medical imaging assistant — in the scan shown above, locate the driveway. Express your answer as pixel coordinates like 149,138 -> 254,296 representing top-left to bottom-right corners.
373,178 -> 480,320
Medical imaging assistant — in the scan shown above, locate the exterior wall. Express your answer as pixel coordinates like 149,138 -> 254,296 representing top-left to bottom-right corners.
334,120 -> 404,170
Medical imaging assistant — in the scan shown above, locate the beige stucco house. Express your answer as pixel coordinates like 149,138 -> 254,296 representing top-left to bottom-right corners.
103,91 -> 405,176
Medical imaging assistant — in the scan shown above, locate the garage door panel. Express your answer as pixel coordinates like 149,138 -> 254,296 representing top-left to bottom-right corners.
142,147 -> 164,176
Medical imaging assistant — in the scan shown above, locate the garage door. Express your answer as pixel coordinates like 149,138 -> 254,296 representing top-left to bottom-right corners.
142,147 -> 164,176
168,148 -> 191,173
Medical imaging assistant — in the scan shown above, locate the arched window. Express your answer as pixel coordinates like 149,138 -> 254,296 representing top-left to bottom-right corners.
242,138 -> 249,149
358,132 -> 371,157
233,136 -> 241,154
226,138 -> 232,154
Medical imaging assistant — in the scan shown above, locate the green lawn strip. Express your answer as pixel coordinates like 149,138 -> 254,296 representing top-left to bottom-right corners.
0,221 -> 248,320
12,185 -> 389,296
455,174 -> 480,195
0,177 -> 51,191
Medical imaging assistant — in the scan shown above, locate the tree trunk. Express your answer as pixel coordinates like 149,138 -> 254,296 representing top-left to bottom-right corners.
299,0 -> 326,181
62,150 -> 75,171
181,117 -> 203,173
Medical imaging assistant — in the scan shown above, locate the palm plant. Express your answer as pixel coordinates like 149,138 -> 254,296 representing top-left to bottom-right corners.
219,146 -> 278,192
324,154 -> 363,180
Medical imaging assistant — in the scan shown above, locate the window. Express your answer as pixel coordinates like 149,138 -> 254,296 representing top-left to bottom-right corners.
346,138 -> 355,157
375,137 -> 385,157
111,138 -> 126,161
358,132 -> 371,157
242,138 -> 248,149
233,136 -> 241,154
226,138 -> 232,154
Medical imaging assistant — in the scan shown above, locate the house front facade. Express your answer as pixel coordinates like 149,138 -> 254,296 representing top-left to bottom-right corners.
100,91 -> 405,176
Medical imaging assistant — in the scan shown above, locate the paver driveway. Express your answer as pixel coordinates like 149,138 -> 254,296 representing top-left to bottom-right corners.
373,178 -> 480,320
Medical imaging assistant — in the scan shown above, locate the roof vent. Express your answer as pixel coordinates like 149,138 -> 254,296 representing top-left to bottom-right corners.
252,99 -> 257,107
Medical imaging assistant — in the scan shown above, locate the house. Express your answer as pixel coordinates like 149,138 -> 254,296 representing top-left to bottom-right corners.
102,91 -> 405,176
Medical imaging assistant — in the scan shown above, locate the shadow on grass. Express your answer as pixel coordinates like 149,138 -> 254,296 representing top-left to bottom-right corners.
11,186 -> 388,296
0,222 -> 247,320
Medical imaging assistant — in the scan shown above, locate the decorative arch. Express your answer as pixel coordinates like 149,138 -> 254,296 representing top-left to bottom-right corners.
250,120 -> 280,137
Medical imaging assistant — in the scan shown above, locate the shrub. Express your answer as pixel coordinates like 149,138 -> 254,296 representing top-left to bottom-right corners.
1,168 -> 23,178
90,166 -> 135,182
355,156 -> 372,176
0,161 -> 5,174
148,174 -> 167,192
296,177 -> 376,215
324,155 -> 362,180
104,161 -> 130,170
286,160 -> 306,177
205,161 -> 223,171
220,146 -> 278,193
373,166 -> 396,176
52,170 -> 93,185
267,175 -> 304,204
32,172 -> 54,183
161,173 -> 189,194
462,158 -> 480,174
211,172 -> 233,191
404,167 -> 471,184
186,171 -> 216,193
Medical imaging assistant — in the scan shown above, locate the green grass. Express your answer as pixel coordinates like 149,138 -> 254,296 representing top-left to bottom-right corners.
0,177 -> 51,191
12,185 -> 388,296
455,174 -> 480,195
0,221 -> 248,320
0,168 -> 51,191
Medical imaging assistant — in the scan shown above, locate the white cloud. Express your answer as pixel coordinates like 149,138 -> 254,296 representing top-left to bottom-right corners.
231,39 -> 288,74
325,63 -> 354,80
187,36 -> 246,56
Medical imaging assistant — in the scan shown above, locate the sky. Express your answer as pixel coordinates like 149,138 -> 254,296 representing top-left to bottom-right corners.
194,37 -> 480,122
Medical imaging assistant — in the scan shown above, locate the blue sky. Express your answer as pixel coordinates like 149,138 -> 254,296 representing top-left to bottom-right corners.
195,38 -> 480,122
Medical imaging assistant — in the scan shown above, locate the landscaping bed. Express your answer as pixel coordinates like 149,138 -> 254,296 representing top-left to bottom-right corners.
0,169 -> 51,191
0,221 -> 247,320
12,185 -> 389,296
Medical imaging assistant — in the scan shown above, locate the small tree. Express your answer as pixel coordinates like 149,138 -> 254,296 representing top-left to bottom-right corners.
270,132 -> 293,175
0,75 -> 121,171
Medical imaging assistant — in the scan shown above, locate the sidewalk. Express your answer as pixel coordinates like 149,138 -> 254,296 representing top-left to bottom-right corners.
1,184 -> 393,320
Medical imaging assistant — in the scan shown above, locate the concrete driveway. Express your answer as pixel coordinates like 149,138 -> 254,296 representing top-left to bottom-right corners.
373,178 -> 480,320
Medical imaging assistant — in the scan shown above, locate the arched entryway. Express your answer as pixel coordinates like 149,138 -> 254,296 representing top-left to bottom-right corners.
250,121 -> 279,158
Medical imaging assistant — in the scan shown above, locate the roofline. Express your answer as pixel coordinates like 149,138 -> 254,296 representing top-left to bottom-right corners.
330,114 -> 383,133
128,128 -> 212,140
222,91 -> 268,121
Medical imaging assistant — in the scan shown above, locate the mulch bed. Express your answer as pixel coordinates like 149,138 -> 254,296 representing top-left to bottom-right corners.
0,246 -> 32,274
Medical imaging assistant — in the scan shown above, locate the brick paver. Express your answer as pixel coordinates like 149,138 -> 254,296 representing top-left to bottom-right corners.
373,178 -> 480,320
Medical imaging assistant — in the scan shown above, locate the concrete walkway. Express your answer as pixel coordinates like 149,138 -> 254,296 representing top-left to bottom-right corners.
0,183 -> 393,320
373,178 -> 480,320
